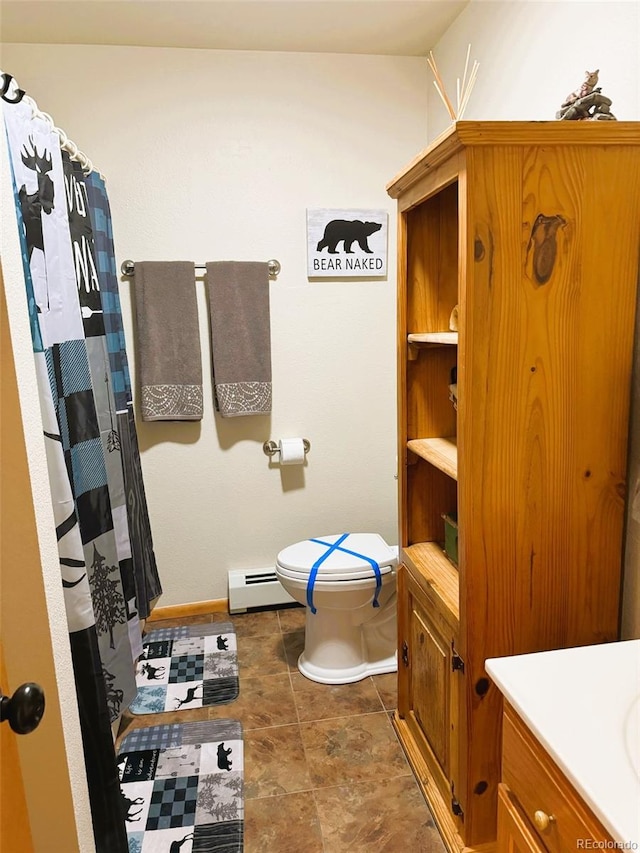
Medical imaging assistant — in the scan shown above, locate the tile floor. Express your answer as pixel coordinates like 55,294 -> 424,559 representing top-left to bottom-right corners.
117,606 -> 446,852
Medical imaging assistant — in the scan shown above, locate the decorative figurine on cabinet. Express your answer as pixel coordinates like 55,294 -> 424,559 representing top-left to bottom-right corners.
556,69 -> 617,120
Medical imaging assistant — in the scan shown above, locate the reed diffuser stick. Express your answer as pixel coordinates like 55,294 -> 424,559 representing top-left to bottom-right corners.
427,44 -> 478,122
428,52 -> 456,119
460,43 -> 471,103
432,80 -> 456,120
458,61 -> 479,119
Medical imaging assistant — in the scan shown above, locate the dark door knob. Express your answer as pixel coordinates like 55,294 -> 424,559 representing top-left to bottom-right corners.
1,682 -> 45,734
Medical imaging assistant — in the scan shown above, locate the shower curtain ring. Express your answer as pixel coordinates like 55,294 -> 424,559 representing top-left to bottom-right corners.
0,73 -> 25,104
38,111 -> 55,127
23,94 -> 38,116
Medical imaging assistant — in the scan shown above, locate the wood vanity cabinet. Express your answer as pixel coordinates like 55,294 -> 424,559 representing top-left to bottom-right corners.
497,786 -> 546,853
386,122 -> 640,852
496,704 -> 614,853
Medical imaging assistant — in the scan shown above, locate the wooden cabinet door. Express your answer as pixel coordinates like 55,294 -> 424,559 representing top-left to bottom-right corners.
405,572 -> 456,779
410,599 -> 450,770
497,785 -> 546,853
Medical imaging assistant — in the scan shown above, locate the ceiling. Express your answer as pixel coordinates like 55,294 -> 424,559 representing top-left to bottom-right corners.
0,0 -> 469,55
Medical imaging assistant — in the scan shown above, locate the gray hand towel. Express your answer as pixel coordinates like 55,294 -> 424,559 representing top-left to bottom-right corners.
206,261 -> 272,417
132,261 -> 203,421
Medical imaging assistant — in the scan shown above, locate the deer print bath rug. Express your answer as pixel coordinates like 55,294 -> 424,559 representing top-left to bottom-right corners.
128,623 -> 239,714
118,718 -> 243,853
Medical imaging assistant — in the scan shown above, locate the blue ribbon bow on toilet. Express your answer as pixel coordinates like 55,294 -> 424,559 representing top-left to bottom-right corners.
306,533 -> 382,615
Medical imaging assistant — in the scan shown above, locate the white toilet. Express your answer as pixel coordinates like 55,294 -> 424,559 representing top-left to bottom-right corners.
275,533 -> 398,684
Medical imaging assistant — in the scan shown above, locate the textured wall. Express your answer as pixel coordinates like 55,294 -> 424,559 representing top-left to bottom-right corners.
1,44 -> 429,606
427,1 -> 639,134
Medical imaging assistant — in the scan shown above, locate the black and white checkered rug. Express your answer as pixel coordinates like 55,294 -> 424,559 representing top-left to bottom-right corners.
128,623 -> 239,715
118,718 -> 243,852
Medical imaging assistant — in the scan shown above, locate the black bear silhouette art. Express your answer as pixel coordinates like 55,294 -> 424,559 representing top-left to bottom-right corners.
316,219 -> 382,254
217,742 -> 233,771
216,635 -> 229,650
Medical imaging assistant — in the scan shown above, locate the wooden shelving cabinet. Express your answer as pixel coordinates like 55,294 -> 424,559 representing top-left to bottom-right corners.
386,122 -> 640,852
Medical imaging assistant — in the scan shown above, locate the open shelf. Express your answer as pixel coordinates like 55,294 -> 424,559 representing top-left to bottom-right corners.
408,332 -> 458,346
407,437 -> 457,480
402,541 -> 459,626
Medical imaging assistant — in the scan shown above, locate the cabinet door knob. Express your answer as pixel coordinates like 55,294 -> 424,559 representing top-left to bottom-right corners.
533,810 -> 555,832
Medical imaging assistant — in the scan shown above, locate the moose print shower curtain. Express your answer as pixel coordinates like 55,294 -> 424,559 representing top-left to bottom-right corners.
85,171 -> 162,619
3,94 -> 159,852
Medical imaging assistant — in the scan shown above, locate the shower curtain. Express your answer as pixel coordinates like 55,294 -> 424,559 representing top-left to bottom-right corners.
3,91 -> 160,852
86,172 -> 162,619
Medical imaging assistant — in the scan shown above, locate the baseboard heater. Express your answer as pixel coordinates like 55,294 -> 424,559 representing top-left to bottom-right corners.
228,567 -> 297,614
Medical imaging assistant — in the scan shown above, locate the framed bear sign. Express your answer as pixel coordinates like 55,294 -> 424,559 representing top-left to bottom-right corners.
307,209 -> 388,278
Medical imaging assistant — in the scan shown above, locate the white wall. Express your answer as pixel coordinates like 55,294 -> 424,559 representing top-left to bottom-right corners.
427,0 -> 639,135
1,44 -> 428,606
428,0 -> 640,637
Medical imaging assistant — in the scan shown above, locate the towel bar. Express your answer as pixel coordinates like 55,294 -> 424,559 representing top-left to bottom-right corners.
121,259 -> 281,278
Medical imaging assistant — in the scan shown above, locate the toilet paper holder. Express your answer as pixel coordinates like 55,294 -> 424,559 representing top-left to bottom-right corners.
263,439 -> 311,457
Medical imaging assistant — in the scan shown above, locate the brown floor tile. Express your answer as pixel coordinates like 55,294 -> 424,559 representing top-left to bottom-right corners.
277,606 -> 306,633
238,633 -> 289,677
291,671 -> 385,722
282,630 -> 305,671
223,609 -> 281,638
117,604 -> 447,851
300,711 -> 411,788
244,724 -> 313,798
244,791 -> 324,853
371,672 -> 398,711
208,673 -> 298,730
144,614 -> 214,632
314,776 -> 445,852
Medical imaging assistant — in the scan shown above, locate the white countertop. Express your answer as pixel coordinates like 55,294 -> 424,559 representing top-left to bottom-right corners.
486,640 -> 640,846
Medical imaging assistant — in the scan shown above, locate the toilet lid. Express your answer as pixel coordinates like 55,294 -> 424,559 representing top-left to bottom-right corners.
276,533 -> 397,578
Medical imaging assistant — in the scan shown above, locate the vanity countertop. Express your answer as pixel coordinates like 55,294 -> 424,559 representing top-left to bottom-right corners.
486,639 -> 640,847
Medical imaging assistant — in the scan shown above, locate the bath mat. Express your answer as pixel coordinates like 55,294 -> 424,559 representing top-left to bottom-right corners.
128,623 -> 239,715
118,718 -> 243,853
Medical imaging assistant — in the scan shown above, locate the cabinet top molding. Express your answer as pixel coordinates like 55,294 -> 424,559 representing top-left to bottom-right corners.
386,120 -> 640,199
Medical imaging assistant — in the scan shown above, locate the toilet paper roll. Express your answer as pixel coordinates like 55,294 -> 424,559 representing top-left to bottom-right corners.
279,438 -> 306,465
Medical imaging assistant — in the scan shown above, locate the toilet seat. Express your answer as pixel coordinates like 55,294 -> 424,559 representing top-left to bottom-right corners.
276,533 -> 397,614
276,533 -> 397,580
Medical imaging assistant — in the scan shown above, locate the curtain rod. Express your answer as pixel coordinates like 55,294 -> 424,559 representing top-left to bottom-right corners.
120,259 -> 282,279
0,70 -> 100,178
